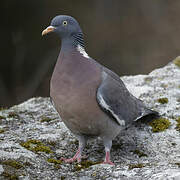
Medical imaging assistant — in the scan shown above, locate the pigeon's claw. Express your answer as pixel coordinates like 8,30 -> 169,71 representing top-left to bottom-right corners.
101,151 -> 115,165
101,160 -> 115,165
60,148 -> 82,163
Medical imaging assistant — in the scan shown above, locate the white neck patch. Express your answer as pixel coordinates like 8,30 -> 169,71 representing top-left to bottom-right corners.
77,45 -> 90,59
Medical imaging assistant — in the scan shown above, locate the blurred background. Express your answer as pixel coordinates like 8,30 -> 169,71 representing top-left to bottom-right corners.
1,0 -> 180,107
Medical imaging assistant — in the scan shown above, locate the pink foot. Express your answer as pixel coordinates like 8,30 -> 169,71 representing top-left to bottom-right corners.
101,151 -> 115,165
60,149 -> 82,163
101,160 -> 115,165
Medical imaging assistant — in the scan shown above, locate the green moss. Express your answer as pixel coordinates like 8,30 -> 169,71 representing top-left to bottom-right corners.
128,163 -> 145,170
47,141 -> 57,146
174,57 -> 180,67
20,139 -> 41,148
20,139 -> 53,154
0,107 -> 8,111
0,115 -> 6,119
175,117 -> 180,131
157,98 -> 168,104
144,77 -> 153,83
0,128 -> 5,133
133,150 -> 148,158
149,118 -> 171,132
2,160 -> 23,169
8,112 -> 19,119
161,83 -> 168,88
175,162 -> 180,167
177,98 -> 180,102
74,160 -> 100,171
34,145 -> 52,153
2,172 -> 18,180
47,158 -> 62,165
47,158 -> 62,169
40,116 -> 52,123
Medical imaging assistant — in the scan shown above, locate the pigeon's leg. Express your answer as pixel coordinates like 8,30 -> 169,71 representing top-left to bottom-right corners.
61,136 -> 86,163
102,139 -> 114,165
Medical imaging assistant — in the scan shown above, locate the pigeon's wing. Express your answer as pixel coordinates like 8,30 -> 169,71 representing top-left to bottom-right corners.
96,67 -> 158,126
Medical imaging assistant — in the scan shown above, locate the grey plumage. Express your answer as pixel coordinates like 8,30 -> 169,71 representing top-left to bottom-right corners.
42,15 -> 159,165
97,67 -> 158,126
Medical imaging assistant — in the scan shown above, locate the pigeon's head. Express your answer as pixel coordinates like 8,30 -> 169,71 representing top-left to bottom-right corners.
42,15 -> 82,39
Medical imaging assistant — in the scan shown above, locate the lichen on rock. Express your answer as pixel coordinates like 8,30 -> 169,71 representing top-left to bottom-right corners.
8,112 -> 20,119
0,129 -> 5,133
20,139 -> 53,154
1,171 -> 19,180
175,117 -> 180,131
47,158 -> 62,165
149,118 -> 171,132
73,160 -> 100,171
0,115 -> 6,120
157,98 -> 168,104
128,163 -> 147,170
173,56 -> 180,67
133,149 -> 148,158
0,58 -> 180,179
1,160 -> 24,169
40,116 -> 53,123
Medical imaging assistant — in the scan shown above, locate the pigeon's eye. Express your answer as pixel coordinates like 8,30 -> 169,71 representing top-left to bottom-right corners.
62,21 -> 68,26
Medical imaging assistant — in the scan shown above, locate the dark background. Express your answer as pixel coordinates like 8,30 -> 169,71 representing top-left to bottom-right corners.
1,0 -> 180,107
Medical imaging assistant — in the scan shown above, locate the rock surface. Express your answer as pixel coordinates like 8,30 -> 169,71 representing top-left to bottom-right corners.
0,60 -> 180,179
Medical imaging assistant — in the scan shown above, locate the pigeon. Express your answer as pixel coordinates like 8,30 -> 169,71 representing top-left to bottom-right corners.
42,15 -> 159,165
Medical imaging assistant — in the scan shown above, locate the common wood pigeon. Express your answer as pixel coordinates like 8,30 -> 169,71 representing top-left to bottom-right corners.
42,15 -> 159,165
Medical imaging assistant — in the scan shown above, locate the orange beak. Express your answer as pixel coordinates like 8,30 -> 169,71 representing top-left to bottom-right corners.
42,26 -> 55,36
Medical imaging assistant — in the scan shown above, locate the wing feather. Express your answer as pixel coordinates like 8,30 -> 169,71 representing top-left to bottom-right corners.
96,68 -> 158,125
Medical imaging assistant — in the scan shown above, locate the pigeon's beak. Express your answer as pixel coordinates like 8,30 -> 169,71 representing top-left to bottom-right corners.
42,26 -> 55,36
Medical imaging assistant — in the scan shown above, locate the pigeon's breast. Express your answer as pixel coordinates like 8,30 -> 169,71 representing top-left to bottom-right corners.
50,51 -> 107,136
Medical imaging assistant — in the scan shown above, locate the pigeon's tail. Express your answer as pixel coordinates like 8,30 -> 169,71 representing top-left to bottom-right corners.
139,109 -> 160,123
151,108 -> 160,116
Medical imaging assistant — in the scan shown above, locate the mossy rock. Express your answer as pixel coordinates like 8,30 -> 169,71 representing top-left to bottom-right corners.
0,115 -> 6,120
157,98 -> 168,104
47,140 -> 57,146
175,117 -> 180,131
144,77 -> 153,83
0,107 -> 8,111
74,160 -> 100,171
133,150 -> 148,158
149,118 -> 171,132
20,139 -> 53,154
8,112 -> 19,119
1,160 -> 24,169
173,57 -> 180,68
0,128 -> 5,133
175,162 -> 180,167
60,176 -> 66,180
40,116 -> 53,123
128,163 -> 146,170
1,171 -> 19,180
47,158 -> 62,165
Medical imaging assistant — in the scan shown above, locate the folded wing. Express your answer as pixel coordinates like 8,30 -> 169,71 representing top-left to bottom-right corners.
96,67 -> 158,126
